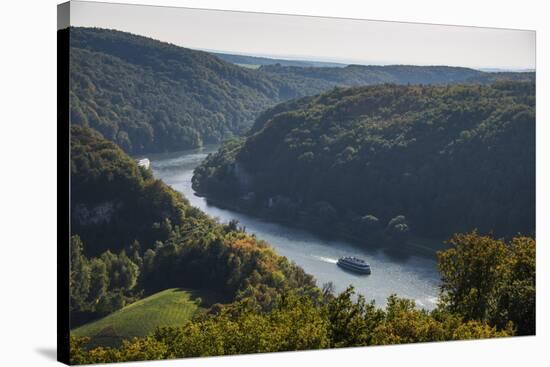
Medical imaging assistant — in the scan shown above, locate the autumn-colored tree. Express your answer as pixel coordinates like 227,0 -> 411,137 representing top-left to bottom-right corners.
437,232 -> 535,335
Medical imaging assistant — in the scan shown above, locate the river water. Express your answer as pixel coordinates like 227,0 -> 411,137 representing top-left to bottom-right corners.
149,146 -> 440,309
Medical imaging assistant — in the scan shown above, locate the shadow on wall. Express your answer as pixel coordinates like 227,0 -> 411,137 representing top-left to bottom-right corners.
36,348 -> 57,361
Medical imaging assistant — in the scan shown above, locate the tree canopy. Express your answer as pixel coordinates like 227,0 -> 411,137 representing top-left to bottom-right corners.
65,27 -> 536,364
68,27 -> 534,155
68,91 -> 535,365
438,232 -> 535,335
70,126 -> 316,327
70,232 -> 535,364
193,82 -> 535,242
69,27 -> 316,154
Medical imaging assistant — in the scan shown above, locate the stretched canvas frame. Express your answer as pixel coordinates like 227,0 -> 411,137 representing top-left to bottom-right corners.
58,1 -> 536,365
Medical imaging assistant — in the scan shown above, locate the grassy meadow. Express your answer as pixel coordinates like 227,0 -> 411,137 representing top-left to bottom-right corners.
72,288 -> 215,348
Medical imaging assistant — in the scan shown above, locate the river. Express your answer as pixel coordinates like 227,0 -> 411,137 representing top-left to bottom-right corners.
148,146 -> 440,309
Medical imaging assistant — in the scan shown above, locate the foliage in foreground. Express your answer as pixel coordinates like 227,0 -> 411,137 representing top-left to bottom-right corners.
438,232 -> 535,335
70,288 -> 512,364
71,233 -> 534,364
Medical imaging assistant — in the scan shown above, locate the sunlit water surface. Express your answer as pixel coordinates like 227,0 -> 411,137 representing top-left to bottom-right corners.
149,146 -> 440,309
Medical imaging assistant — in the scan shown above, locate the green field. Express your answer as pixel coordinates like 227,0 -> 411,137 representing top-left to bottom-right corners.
72,288 -> 215,347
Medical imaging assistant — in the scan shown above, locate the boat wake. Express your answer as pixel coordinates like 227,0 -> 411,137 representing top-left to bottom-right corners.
313,256 -> 338,264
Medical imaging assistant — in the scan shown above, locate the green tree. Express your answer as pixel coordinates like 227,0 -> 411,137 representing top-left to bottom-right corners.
101,251 -> 140,291
438,232 -> 509,321
496,236 -> 536,335
70,235 -> 90,312
437,232 -> 535,335
87,258 -> 109,307
325,286 -> 383,347
129,240 -> 143,269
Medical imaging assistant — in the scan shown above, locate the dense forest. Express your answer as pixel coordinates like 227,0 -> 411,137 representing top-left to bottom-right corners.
66,26 -> 536,363
69,103 -> 535,364
72,231 -> 535,363
69,27 -> 534,155
259,63 -> 535,91
193,82 -> 535,242
70,126 -> 316,326
69,27 -> 321,154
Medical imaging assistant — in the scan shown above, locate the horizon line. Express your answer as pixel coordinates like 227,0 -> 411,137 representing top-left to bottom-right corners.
69,25 -> 537,72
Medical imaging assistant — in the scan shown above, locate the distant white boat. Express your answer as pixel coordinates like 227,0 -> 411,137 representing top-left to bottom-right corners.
137,158 -> 150,169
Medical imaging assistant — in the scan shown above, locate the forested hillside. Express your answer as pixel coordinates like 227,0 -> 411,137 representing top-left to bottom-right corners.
70,126 -> 316,326
212,52 -> 348,68
65,23 -> 537,363
69,114 -> 535,364
71,125 -> 185,256
259,64 -> 535,91
193,82 -> 535,242
69,27 -> 322,154
69,27 -> 534,155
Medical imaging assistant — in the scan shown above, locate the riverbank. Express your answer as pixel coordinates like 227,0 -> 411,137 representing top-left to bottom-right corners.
193,190 -> 448,259
150,148 -> 441,310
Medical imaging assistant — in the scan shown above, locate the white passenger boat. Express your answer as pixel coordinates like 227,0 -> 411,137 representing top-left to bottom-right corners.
337,256 -> 371,274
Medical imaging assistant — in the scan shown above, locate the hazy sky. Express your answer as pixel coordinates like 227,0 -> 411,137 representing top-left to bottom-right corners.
69,0 -> 535,69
